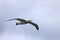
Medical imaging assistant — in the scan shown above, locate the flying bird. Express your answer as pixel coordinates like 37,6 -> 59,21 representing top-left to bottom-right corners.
6,18 -> 39,30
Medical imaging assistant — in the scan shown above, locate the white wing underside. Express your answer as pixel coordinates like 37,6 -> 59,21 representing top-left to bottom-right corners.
16,21 -> 27,24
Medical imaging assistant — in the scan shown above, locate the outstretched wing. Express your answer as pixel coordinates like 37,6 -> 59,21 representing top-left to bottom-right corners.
5,18 -> 26,21
29,21 -> 39,30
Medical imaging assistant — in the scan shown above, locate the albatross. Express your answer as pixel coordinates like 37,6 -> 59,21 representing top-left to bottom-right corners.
6,18 -> 39,30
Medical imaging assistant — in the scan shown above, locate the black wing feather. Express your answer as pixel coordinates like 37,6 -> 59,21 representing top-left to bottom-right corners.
5,18 -> 26,21
29,21 -> 39,30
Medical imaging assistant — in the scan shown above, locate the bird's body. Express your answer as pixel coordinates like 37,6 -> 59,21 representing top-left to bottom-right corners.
6,18 -> 39,30
16,21 -> 28,25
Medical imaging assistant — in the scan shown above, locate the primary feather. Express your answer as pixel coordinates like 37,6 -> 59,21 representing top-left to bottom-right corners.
28,21 -> 39,30
5,18 -> 26,21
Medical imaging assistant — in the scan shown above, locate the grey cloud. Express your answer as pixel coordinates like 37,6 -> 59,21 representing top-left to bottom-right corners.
0,0 -> 60,40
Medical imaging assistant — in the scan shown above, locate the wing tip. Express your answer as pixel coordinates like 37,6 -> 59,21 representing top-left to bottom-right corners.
37,28 -> 39,30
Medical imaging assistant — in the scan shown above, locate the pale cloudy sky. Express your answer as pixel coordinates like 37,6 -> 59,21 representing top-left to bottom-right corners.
0,0 -> 60,40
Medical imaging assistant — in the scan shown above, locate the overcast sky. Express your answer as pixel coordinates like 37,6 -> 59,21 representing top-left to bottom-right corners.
0,0 -> 60,40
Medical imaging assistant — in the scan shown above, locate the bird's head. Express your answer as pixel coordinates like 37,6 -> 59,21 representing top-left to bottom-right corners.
25,19 -> 32,22
27,20 -> 32,22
